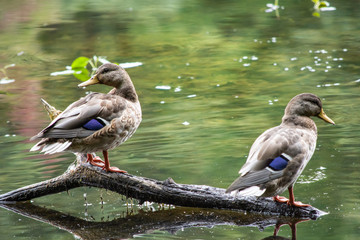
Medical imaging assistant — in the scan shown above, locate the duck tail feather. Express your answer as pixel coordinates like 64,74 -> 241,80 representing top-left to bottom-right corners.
228,186 -> 265,197
42,141 -> 72,154
44,142 -> 64,154
237,186 -> 265,196
30,139 -> 47,152
56,141 -> 72,153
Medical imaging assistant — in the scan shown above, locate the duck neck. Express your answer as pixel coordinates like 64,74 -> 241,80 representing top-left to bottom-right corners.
281,115 -> 317,133
109,79 -> 138,103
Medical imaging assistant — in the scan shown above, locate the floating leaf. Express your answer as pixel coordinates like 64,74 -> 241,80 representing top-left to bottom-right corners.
4,64 -> 15,69
73,68 -> 90,81
0,78 -> 15,84
155,85 -> 171,90
320,6 -> 336,11
319,1 -> 330,7
119,62 -> 143,68
71,57 -> 90,69
51,56 -> 142,82
312,12 -> 320,17
50,69 -> 75,76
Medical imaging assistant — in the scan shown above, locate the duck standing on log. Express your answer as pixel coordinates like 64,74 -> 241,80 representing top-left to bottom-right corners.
30,63 -> 142,173
226,93 -> 335,207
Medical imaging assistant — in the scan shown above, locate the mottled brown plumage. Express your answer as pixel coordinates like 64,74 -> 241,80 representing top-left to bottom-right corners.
30,63 -> 142,173
226,93 -> 335,207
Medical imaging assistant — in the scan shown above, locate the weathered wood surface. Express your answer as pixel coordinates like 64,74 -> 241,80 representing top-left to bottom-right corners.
0,154 -> 326,219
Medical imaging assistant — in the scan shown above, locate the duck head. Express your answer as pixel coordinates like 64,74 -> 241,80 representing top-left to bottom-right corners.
78,63 -> 129,89
284,93 -> 335,125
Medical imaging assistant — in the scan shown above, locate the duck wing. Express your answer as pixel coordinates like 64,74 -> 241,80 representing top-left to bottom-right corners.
226,126 -> 299,194
32,93 -> 125,140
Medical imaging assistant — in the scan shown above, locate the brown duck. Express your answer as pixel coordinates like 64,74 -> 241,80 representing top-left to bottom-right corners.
226,93 -> 335,207
30,63 -> 142,173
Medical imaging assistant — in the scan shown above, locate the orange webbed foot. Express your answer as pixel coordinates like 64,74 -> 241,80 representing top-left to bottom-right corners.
288,201 -> 311,207
273,195 -> 311,207
103,166 -> 127,173
86,154 -> 105,167
92,156 -> 105,164
273,195 -> 289,203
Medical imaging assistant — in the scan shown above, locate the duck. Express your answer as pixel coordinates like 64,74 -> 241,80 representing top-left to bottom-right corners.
30,63 -> 142,173
226,93 -> 335,207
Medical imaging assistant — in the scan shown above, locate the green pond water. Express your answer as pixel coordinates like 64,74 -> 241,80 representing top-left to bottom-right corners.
0,0 -> 359,239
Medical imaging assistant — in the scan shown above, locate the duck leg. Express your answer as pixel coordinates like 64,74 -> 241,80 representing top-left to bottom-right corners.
102,150 -> 127,173
273,187 -> 310,207
273,222 -> 286,236
86,154 -> 104,167
287,186 -> 310,207
90,153 -> 105,164
273,218 -> 309,239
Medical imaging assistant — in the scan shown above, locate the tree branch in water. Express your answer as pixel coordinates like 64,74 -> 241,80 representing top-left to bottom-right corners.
0,154 -> 326,219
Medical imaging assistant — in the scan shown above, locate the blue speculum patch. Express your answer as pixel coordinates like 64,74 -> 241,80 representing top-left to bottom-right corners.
82,119 -> 105,131
268,155 -> 289,171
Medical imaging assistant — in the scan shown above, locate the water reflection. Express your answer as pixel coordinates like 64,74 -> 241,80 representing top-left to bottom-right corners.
0,202 -> 312,240
268,218 -> 310,240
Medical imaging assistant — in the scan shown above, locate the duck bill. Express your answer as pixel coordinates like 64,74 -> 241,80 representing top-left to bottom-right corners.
78,74 -> 100,87
318,108 -> 335,125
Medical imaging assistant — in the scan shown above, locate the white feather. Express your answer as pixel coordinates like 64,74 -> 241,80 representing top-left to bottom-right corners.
228,186 -> 266,197
44,142 -> 65,154
230,190 -> 239,197
97,117 -> 110,126
39,141 -> 72,154
281,153 -> 293,161
57,141 -> 72,152
238,186 -> 265,197
41,143 -> 55,154
30,142 -> 42,152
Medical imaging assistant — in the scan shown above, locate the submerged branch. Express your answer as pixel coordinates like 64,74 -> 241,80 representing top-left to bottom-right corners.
0,154 -> 326,219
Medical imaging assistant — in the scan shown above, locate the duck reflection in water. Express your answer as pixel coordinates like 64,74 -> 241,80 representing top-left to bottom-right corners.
0,202 -> 313,240
262,218 -> 310,240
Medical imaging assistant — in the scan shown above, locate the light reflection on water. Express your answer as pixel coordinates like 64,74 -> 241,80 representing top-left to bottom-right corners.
1,0 -> 360,239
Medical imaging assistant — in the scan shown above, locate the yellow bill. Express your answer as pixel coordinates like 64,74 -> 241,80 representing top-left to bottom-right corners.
78,74 -> 100,87
318,108 -> 335,125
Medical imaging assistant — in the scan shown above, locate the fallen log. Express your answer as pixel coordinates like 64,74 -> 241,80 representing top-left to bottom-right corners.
0,153 -> 326,219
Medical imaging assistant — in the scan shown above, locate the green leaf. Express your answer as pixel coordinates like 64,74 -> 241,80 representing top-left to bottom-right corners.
71,57 -> 90,69
312,11 -> 320,17
73,68 -> 90,81
319,1 -> 330,8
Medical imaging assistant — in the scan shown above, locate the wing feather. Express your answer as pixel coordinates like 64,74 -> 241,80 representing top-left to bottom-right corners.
32,92 -> 126,140
227,126 -> 296,194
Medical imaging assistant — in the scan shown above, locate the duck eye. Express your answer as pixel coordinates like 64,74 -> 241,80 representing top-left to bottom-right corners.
102,68 -> 110,74
307,99 -> 320,107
